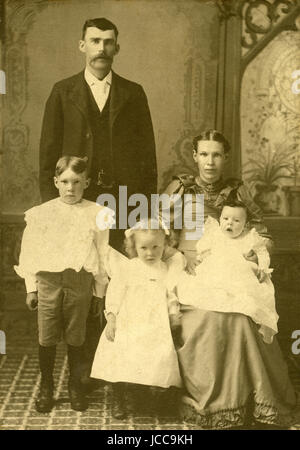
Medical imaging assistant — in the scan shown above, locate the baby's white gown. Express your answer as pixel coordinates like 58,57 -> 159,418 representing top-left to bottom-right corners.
91,250 -> 183,388
177,217 -> 279,344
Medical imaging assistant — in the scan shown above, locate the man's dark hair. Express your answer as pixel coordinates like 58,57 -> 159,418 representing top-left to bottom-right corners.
193,129 -> 231,154
82,18 -> 119,40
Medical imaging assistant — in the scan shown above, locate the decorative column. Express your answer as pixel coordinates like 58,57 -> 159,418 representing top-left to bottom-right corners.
215,0 -> 243,178
2,0 -> 48,213
0,0 -> 5,326
215,0 -> 300,178
0,0 -> 48,329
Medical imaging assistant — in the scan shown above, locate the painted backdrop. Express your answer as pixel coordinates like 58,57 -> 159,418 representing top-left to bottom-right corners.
2,0 -> 220,213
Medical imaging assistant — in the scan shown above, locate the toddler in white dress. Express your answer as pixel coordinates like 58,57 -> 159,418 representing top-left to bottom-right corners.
91,219 -> 184,418
177,199 -> 278,344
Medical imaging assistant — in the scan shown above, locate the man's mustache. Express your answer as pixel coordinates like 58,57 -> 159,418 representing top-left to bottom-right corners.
92,54 -> 112,61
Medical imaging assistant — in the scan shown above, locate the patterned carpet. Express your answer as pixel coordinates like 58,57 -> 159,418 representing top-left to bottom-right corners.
1,330 -> 300,430
0,340 -> 196,431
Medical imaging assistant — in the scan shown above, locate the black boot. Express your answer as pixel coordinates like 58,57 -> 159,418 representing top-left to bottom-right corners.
112,383 -> 127,420
67,345 -> 88,411
156,387 -> 179,417
132,384 -> 152,416
36,345 -> 56,413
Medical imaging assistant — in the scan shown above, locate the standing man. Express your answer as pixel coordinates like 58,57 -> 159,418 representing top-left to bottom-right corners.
39,17 -> 157,391
39,17 -> 157,244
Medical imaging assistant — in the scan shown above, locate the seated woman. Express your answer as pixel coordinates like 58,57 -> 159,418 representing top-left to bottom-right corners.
163,129 -> 299,429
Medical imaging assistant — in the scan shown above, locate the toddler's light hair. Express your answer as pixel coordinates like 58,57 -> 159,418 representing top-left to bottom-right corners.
124,218 -> 177,259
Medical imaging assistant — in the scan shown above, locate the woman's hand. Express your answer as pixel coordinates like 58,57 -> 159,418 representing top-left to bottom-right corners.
26,292 -> 38,311
105,313 -> 116,342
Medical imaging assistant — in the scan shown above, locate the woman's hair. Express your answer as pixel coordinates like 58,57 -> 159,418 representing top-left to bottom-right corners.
222,198 -> 250,222
193,129 -> 230,154
55,156 -> 88,177
124,219 -> 177,259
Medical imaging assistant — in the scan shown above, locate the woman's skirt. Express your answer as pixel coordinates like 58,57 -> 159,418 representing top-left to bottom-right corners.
177,307 -> 300,429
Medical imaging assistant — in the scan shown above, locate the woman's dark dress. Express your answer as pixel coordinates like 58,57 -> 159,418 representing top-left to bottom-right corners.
163,174 -> 299,428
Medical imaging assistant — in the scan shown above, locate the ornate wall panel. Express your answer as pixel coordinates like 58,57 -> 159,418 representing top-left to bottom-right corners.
2,0 -> 47,213
241,31 -> 300,216
0,0 -> 220,325
1,1 -> 299,349
1,0 -> 220,210
240,0 -> 300,70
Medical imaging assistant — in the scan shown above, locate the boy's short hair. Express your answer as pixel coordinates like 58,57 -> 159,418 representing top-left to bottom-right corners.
55,156 -> 88,177
82,18 -> 119,40
193,129 -> 230,154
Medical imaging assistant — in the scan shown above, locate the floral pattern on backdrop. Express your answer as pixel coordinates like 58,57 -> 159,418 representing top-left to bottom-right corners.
241,31 -> 300,216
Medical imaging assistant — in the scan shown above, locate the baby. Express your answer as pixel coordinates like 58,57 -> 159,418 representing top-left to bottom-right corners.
177,199 -> 278,344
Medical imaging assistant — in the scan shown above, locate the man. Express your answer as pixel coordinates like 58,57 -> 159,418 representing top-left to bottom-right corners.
39,17 -> 157,395
39,17 -> 157,244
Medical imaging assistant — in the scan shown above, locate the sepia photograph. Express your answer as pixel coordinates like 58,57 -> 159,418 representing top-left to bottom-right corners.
0,0 -> 300,433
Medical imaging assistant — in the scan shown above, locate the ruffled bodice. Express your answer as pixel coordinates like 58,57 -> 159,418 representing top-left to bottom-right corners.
177,217 -> 278,343
91,252 -> 185,388
104,249 -> 186,316
162,174 -> 272,254
14,198 -> 109,296
196,217 -> 272,272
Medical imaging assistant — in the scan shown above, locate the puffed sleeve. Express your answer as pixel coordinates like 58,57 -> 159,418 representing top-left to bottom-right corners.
93,228 -> 110,298
160,177 -> 185,229
105,272 -> 128,316
160,174 -> 196,230
14,209 -> 39,292
165,251 -> 186,315
93,205 -> 116,297
167,291 -> 181,316
250,229 -> 273,273
104,246 -> 129,279
165,251 -> 186,284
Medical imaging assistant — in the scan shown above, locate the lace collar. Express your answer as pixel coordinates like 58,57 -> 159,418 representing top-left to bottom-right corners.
195,176 -> 225,194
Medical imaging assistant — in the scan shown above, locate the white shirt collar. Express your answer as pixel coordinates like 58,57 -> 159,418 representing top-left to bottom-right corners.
84,68 -> 112,88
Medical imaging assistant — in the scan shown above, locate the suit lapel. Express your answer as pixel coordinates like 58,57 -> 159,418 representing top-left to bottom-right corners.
68,71 -> 90,121
68,70 -> 131,129
109,71 -> 131,128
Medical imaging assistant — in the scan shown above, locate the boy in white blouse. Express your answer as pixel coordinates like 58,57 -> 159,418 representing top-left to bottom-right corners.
15,156 -> 110,413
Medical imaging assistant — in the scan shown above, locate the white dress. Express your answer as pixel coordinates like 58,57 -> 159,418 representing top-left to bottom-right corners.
91,253 -> 184,388
177,217 -> 279,344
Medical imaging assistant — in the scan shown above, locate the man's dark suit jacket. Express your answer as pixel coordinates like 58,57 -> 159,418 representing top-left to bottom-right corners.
39,70 -> 157,202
